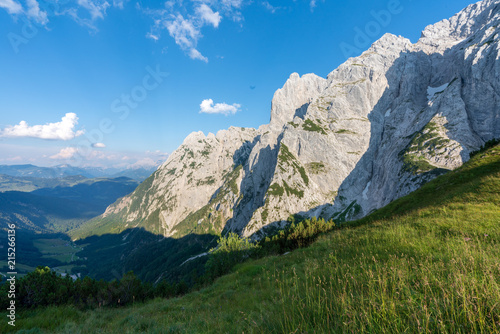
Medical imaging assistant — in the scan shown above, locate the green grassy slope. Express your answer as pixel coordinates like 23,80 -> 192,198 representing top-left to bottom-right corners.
3,144 -> 499,333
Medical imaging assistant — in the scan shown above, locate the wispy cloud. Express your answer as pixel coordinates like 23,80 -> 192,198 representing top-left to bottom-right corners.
262,1 -> 280,14
77,0 -> 110,20
146,32 -> 159,41
199,99 -> 241,116
0,0 -> 48,24
92,142 -> 106,148
112,0 -> 128,10
145,0 -> 245,62
189,48 -> 208,62
309,0 -> 323,12
0,0 -> 22,14
165,13 -> 206,61
0,113 -> 85,140
57,0 -> 111,30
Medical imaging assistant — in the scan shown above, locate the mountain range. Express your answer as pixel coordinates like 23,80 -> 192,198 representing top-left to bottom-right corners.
76,0 -> 499,244
0,176 -> 140,233
0,164 -> 158,182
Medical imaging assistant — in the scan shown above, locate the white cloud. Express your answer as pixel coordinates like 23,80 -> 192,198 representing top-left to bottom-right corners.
26,0 -> 48,24
0,0 -> 114,28
146,32 -> 159,41
0,142 -> 168,169
0,0 -> 23,14
0,0 -> 49,25
0,113 -> 85,140
77,0 -> 110,20
199,99 -> 241,116
145,0 -> 245,62
219,0 -> 244,21
50,147 -> 78,160
164,13 -> 209,62
196,4 -> 221,28
57,0 -> 111,30
309,0 -> 323,11
112,0 -> 127,9
92,142 -> 106,148
262,1 -> 278,13
166,14 -> 201,50
189,48 -> 208,62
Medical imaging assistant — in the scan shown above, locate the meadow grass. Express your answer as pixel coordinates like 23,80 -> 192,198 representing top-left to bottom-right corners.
2,145 -> 499,333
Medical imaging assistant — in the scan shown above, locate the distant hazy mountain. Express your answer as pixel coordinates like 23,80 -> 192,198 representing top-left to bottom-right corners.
0,164 -> 158,181
0,174 -> 88,192
109,168 -> 159,182
0,176 -> 139,233
0,164 -> 95,178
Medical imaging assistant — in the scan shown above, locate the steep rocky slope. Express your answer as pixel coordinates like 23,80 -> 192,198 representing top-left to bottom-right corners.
75,0 -> 500,241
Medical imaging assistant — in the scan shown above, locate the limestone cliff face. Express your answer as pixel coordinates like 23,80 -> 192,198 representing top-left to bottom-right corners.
84,0 -> 500,240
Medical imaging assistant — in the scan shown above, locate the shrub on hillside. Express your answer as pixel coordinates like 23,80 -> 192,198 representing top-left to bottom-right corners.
204,233 -> 258,281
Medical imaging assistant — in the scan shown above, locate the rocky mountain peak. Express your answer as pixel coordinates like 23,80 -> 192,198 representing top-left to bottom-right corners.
419,0 -> 500,49
270,72 -> 327,128
82,0 -> 499,245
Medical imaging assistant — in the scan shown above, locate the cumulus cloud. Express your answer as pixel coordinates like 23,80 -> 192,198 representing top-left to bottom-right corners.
199,99 -> 241,116
50,147 -> 78,160
0,0 -> 23,14
92,142 -> 106,148
0,113 -> 85,140
196,4 -> 221,28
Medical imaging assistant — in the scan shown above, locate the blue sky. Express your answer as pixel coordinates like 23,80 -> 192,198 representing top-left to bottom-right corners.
0,0 -> 476,169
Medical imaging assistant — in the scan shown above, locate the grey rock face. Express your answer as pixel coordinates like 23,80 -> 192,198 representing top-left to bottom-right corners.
91,0 -> 500,239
